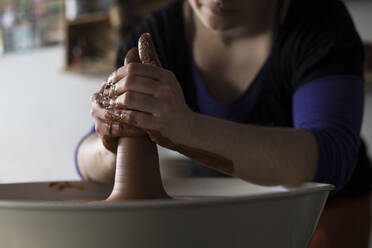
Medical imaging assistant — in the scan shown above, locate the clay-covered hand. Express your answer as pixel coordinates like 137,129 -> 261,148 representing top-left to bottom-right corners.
100,33 -> 194,148
104,61 -> 194,148
90,48 -> 145,153
90,93 -> 145,153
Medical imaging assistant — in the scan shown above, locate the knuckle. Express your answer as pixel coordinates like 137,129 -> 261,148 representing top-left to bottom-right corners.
108,71 -> 116,83
111,71 -> 118,82
117,65 -> 126,74
114,75 -> 121,84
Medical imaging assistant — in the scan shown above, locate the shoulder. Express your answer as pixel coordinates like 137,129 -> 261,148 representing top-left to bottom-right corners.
116,0 -> 184,68
277,0 -> 364,90
284,0 -> 356,32
279,0 -> 362,56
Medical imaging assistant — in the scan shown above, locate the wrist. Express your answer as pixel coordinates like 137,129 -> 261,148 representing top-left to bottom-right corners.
181,110 -> 200,147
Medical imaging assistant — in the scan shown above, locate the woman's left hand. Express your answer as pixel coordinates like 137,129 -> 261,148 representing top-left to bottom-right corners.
104,63 -> 195,147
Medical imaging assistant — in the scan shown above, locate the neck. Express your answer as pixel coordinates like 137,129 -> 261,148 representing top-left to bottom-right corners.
185,0 -> 290,48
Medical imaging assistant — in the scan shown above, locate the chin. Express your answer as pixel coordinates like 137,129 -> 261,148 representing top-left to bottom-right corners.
200,15 -> 235,31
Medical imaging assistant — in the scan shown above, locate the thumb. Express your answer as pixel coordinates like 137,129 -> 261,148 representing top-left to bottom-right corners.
124,47 -> 141,66
138,33 -> 162,67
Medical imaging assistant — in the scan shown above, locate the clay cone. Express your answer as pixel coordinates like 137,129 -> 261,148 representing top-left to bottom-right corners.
106,35 -> 170,201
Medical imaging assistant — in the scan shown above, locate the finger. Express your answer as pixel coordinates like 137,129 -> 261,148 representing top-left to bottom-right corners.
111,122 -> 145,137
103,70 -> 127,96
102,63 -> 143,96
107,70 -> 122,86
91,101 -> 118,122
97,80 -> 108,94
92,90 -> 114,108
91,80 -> 109,101
112,91 -> 160,114
102,135 -> 118,154
104,47 -> 140,95
95,120 -> 111,137
95,119 -> 119,153
138,33 -> 162,67
127,63 -> 164,81
107,109 -> 157,130
109,75 -> 158,98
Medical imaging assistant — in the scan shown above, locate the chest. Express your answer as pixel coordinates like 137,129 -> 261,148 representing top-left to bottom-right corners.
192,41 -> 270,103
189,47 -> 293,127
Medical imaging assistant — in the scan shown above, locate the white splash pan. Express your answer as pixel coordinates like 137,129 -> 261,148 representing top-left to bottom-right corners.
0,178 -> 333,248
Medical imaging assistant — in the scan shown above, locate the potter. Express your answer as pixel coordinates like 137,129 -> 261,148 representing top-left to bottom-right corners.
77,0 -> 372,246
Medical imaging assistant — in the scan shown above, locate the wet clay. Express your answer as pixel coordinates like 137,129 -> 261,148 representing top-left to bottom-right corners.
102,34 -> 169,201
138,33 -> 162,66
48,182 -> 85,191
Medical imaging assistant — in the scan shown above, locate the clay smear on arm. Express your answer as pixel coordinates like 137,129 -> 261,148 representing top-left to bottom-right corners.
148,131 -> 234,175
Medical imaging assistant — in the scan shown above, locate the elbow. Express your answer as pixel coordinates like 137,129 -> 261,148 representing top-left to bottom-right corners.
311,128 -> 359,193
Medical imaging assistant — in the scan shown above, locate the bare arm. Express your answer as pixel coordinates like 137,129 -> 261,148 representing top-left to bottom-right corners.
181,112 -> 318,186
77,133 -> 116,183
100,63 -> 318,187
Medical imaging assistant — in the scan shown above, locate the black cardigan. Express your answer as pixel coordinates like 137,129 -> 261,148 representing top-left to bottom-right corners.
115,0 -> 372,197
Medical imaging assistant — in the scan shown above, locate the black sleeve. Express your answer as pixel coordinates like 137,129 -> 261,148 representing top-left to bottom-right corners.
290,0 -> 364,90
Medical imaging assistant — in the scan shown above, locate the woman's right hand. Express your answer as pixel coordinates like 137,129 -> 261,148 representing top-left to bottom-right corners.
90,78 -> 145,154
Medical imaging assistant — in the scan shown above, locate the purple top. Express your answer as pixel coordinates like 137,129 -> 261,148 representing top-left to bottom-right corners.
191,62 -> 267,122
293,75 -> 363,192
192,65 -> 363,193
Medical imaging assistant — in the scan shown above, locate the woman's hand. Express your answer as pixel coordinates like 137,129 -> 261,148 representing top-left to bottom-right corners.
90,78 -> 145,153
104,63 -> 195,148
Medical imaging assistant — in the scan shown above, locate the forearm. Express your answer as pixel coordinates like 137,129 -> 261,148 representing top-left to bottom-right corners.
77,133 -> 116,183
177,112 -> 318,186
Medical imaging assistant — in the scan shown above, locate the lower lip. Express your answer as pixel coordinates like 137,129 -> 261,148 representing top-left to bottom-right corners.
206,5 -> 234,16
